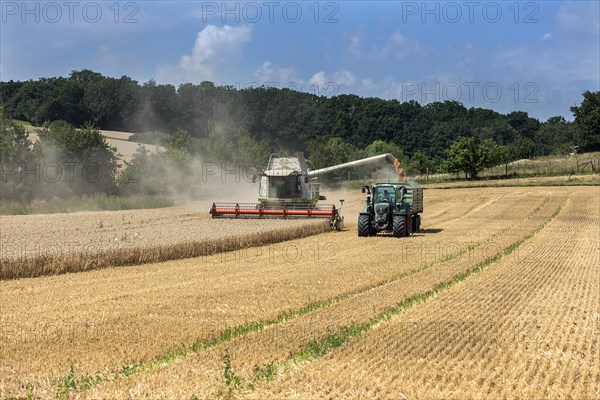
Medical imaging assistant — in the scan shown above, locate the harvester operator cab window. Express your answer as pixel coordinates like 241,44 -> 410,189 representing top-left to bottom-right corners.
269,176 -> 302,199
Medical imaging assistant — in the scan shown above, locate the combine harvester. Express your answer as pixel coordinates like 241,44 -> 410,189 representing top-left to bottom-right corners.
210,153 -> 402,230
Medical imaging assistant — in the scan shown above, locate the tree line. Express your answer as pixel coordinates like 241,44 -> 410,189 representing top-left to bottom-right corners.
2,70 -> 598,158
1,70 -> 599,202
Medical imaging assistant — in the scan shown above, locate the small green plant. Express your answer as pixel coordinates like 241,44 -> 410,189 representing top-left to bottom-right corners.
253,363 -> 277,382
56,364 -> 77,398
25,383 -> 35,400
223,351 -> 243,398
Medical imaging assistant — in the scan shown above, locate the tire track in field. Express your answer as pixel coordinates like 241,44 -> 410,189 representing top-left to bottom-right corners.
422,190 -> 488,225
433,193 -> 506,228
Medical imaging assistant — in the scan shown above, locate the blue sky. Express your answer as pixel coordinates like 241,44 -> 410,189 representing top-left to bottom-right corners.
1,1 -> 599,120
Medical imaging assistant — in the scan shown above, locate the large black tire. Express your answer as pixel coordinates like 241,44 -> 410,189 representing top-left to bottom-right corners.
358,214 -> 371,237
393,215 -> 406,238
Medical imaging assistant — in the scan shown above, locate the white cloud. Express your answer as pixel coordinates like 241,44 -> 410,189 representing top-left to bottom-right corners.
360,78 -> 377,91
254,61 -> 300,85
157,24 -> 252,84
309,70 -> 356,88
541,33 -> 553,41
369,31 -> 420,60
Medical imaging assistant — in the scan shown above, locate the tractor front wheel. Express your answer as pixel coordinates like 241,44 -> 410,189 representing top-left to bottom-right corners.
393,215 -> 406,238
358,214 -> 371,237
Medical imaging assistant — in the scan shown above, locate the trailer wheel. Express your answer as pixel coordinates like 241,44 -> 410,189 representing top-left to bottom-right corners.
411,215 -> 421,232
358,214 -> 371,237
393,215 -> 406,238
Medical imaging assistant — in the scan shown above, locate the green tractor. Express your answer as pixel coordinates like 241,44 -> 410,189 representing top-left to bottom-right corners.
358,182 -> 423,237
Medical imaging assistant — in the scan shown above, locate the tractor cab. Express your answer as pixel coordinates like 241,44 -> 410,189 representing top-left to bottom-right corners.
374,186 -> 395,204
370,185 -> 407,210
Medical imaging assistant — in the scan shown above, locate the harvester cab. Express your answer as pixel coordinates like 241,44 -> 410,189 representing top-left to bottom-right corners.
257,154 -> 323,205
358,182 -> 423,238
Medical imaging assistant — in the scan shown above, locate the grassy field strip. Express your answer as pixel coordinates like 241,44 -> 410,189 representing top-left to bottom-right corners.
0,190 -> 543,398
249,191 -> 598,399
77,195 -> 564,398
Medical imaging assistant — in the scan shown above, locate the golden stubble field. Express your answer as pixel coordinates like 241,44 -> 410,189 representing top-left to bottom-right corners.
0,186 -> 598,399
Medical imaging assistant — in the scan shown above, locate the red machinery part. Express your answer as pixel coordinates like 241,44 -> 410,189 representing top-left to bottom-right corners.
210,203 -> 336,219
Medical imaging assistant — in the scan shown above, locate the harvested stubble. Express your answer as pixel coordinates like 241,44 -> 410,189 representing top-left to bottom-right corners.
80,189 -> 563,399
1,187 -> 523,398
244,188 -> 599,399
0,207 -> 330,279
3,187 -> 588,400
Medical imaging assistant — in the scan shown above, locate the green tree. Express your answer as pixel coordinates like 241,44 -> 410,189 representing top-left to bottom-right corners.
363,140 -> 404,159
509,137 -> 536,160
307,137 -> 358,170
118,145 -> 167,195
445,137 -> 505,179
571,91 -> 600,151
535,117 -> 577,156
37,121 -> 118,195
232,130 -> 272,164
0,108 -> 36,201
409,150 -> 434,176
165,128 -> 192,162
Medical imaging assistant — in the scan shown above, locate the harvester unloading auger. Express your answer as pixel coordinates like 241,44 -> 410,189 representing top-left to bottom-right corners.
209,153 -> 403,230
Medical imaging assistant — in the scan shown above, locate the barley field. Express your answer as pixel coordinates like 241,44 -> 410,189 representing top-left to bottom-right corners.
0,186 -> 598,399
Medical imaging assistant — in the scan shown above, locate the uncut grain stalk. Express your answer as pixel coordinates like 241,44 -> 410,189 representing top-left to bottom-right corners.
0,220 -> 330,280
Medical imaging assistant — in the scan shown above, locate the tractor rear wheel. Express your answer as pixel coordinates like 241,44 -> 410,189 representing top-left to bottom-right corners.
358,214 -> 371,237
393,215 -> 406,237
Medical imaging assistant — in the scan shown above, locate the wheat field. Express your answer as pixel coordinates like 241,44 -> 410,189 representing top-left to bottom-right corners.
0,186 -> 597,399
0,207 -> 330,279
